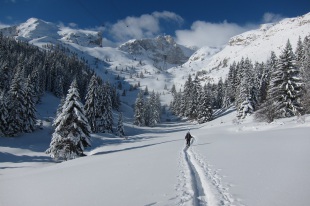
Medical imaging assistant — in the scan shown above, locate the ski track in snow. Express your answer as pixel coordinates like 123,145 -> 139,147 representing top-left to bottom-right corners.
177,138 -> 237,206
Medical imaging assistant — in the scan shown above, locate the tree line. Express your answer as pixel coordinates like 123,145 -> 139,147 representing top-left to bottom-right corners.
0,35 -> 125,161
171,36 -> 310,123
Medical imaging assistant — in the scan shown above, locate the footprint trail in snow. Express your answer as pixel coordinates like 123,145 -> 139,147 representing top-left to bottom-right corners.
177,138 -> 237,206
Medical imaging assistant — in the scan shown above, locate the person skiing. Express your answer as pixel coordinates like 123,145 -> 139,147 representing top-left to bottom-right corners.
185,130 -> 193,147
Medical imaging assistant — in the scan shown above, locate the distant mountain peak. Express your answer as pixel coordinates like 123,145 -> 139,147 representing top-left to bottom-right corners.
0,17 -> 103,47
118,35 -> 194,66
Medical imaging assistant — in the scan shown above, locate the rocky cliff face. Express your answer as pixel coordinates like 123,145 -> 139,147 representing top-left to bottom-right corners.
119,35 -> 194,65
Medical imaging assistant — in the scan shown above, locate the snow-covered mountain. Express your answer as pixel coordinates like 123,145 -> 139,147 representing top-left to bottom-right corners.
0,18 -> 102,47
119,35 -> 194,67
169,12 -> 310,85
1,13 -> 309,100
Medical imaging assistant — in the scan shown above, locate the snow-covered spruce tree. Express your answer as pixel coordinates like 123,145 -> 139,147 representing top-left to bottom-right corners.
117,112 -> 125,137
300,36 -> 310,113
23,76 -> 37,133
222,79 -> 231,108
84,75 -> 100,133
29,67 -> 42,103
134,91 -> 145,126
237,97 -> 254,119
170,90 -> 182,116
0,66 -> 12,93
179,75 -> 191,117
110,86 -> 120,110
155,92 -> 161,124
227,62 -> 237,103
295,36 -> 304,67
216,78 -> 224,108
255,52 -> 279,123
5,68 -> 27,136
268,40 -> 303,118
0,92 -> 9,136
187,75 -> 201,119
171,84 -> 176,96
103,82 -> 113,133
236,58 -> 255,118
197,85 -> 213,123
148,91 -> 160,127
46,79 -> 91,161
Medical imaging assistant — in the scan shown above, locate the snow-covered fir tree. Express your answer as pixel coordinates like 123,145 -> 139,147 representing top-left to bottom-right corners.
148,91 -> 160,127
268,40 -> 303,118
23,76 -> 37,133
5,68 -> 27,136
134,91 -> 145,126
84,75 -> 100,133
117,112 -> 125,137
300,36 -> 310,113
0,92 -> 9,136
0,66 -> 12,93
187,75 -> 201,119
103,82 -> 114,133
237,97 -> 254,119
197,85 -> 213,123
46,79 -> 91,161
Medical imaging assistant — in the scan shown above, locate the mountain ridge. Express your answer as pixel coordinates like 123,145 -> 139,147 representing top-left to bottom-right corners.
1,13 -> 309,95
175,12 -> 310,84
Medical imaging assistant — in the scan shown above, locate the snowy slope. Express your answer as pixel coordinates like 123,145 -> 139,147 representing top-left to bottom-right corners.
1,18 -> 193,106
169,12 -> 310,84
1,94 -> 310,206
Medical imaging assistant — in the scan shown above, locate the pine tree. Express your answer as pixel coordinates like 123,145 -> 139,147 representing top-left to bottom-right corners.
222,80 -> 231,108
183,75 -> 193,118
6,69 -> 27,136
117,112 -> 125,137
148,91 -> 160,126
84,75 -> 100,133
46,79 -> 91,161
295,36 -> 304,66
0,66 -> 12,93
187,75 -> 201,119
144,86 -> 149,95
171,84 -> 176,96
236,58 -> 255,116
197,86 -> 213,123
103,83 -> 114,133
301,36 -> 310,113
216,78 -> 224,108
134,91 -> 145,126
0,92 -> 9,136
23,76 -> 37,133
269,40 -> 303,118
237,97 -> 254,119
144,98 -> 151,126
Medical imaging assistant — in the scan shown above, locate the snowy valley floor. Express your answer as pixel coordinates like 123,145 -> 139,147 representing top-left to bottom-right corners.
1,101 -> 310,206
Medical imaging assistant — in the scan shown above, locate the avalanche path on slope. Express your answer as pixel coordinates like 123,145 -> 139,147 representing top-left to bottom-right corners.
177,137 -> 236,206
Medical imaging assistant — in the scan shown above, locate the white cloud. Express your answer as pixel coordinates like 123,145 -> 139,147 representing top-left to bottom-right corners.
262,12 -> 284,23
0,22 -> 10,29
68,22 -> 78,28
109,11 -> 183,42
152,11 -> 183,25
175,20 -> 251,48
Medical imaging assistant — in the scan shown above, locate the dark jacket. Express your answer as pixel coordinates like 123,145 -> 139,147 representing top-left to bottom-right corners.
185,132 -> 192,140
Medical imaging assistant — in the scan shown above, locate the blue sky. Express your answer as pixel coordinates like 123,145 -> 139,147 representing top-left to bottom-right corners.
1,0 -> 309,47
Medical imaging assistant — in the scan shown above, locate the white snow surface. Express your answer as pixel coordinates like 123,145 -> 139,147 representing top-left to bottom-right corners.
1,94 -> 310,206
